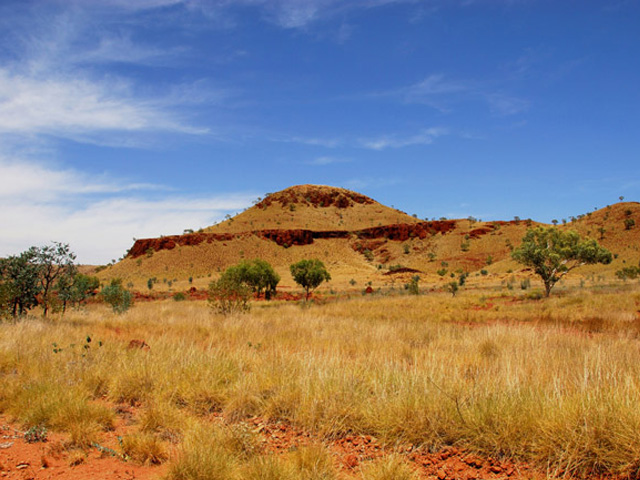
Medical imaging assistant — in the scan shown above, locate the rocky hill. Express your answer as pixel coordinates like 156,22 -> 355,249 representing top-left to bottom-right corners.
99,186 -> 640,294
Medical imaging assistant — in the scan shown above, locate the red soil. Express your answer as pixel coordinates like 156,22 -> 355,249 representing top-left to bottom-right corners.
1,413 -> 546,480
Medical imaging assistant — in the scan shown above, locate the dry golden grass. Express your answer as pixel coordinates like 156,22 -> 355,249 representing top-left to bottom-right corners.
1,282 -> 640,478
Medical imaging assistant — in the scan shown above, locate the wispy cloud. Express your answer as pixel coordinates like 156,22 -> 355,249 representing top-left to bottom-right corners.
359,127 -> 448,150
0,70 -> 208,141
281,127 -> 448,150
485,92 -> 529,116
383,73 -> 529,116
0,157 -> 254,264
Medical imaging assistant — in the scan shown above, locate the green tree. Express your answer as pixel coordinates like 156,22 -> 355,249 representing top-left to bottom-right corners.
219,259 -> 280,300
512,227 -> 612,297
59,274 -> 100,312
29,242 -> 76,317
0,251 -> 41,318
101,279 -> 133,314
290,259 -> 331,300
242,259 -> 280,299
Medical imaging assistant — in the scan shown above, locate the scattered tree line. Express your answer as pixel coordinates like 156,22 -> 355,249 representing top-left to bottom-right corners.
0,242 -> 134,319
208,258 -> 331,314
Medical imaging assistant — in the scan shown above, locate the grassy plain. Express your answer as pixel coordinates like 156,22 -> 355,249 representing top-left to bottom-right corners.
1,282 -> 640,479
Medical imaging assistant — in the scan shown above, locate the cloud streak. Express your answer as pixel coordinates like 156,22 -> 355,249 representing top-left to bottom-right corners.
0,70 -> 207,141
359,127 -> 448,150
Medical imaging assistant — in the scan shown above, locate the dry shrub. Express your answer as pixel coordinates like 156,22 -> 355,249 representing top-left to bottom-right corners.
121,432 -> 168,465
359,455 -> 418,480
240,455 -> 297,480
287,445 -> 338,480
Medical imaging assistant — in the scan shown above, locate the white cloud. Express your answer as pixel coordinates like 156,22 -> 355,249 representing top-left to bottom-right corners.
360,127 -> 448,150
0,70 -> 207,141
0,157 -> 255,264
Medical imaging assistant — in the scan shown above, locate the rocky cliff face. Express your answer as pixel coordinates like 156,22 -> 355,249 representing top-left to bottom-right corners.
127,221 -> 458,258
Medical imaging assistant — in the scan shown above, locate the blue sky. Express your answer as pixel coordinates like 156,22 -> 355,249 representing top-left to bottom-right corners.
1,0 -> 638,263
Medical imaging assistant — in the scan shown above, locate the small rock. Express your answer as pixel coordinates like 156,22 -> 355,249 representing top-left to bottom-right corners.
344,454 -> 359,468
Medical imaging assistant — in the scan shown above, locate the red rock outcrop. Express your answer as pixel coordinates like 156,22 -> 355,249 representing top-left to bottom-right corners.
126,221 -> 456,258
256,185 -> 375,209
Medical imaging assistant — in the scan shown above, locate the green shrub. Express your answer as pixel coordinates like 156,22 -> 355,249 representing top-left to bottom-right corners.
101,279 -> 133,314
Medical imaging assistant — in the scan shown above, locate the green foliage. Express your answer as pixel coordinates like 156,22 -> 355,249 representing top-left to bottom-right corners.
363,249 -> 374,261
223,259 -> 280,300
29,242 -> 77,317
446,281 -> 459,297
57,273 -> 100,312
458,271 -> 469,286
101,279 -> 134,314
405,275 -> 420,295
402,244 -> 410,255
24,425 -> 48,443
480,269 -> 488,276
0,250 -> 41,318
208,271 -> 251,315
486,255 -> 493,265
512,227 -> 612,297
173,292 -> 186,301
624,218 -> 635,230
615,266 -> 640,281
290,259 -> 331,300
437,268 -> 447,277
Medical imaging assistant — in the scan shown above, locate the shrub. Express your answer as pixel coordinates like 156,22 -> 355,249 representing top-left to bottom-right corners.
173,292 -> 186,302
208,275 -> 251,315
615,266 -> 640,281
405,275 -> 420,295
101,279 -> 133,314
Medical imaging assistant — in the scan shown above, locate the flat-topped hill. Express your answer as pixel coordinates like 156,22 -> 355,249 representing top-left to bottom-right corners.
204,184 -> 421,233
99,187 -> 639,294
